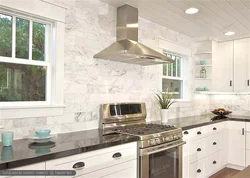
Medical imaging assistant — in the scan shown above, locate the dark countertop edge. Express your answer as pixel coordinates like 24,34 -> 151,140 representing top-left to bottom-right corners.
181,117 -> 250,130
0,136 -> 138,170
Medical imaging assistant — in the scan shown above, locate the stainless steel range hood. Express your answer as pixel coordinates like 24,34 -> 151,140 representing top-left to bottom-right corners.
93,4 -> 174,66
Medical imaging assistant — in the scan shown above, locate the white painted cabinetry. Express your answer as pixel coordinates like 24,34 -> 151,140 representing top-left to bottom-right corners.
233,38 -> 250,92
226,121 -> 246,168
182,122 -> 226,178
183,121 -> 247,178
213,38 -> 250,93
213,41 -> 234,92
46,142 -> 137,178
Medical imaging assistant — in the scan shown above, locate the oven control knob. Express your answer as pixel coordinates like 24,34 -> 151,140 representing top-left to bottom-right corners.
156,138 -> 160,144
149,139 -> 156,145
164,136 -> 170,142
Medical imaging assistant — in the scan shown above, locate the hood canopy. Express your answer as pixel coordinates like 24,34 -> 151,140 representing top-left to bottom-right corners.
94,4 -> 174,66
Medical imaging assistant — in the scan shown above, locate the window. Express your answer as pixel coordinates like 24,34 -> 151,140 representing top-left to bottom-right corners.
162,52 -> 183,99
0,12 -> 51,102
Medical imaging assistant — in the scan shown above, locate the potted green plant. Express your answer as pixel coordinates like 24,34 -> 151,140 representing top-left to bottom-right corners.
155,91 -> 176,122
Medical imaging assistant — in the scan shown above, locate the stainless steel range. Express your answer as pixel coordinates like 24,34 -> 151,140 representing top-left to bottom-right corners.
100,103 -> 185,178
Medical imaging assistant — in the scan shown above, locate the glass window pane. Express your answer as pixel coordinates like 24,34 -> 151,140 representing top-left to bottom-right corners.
16,18 -> 29,59
0,14 -> 12,57
162,78 -> 182,99
32,22 -> 45,61
163,64 -> 167,76
177,57 -> 181,77
168,64 -> 171,76
173,59 -> 176,77
0,62 -> 46,102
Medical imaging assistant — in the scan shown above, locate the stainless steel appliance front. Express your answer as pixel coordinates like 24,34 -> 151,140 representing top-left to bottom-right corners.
140,140 -> 185,178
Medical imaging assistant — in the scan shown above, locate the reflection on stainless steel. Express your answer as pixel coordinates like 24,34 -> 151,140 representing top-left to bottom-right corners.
94,5 -> 174,66
100,103 -> 185,178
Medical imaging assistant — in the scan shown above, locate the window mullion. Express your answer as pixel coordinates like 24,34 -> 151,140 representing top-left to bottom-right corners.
12,16 -> 16,58
29,20 -> 33,60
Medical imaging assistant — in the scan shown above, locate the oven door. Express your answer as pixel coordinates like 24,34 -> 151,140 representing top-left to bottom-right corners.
140,140 -> 185,178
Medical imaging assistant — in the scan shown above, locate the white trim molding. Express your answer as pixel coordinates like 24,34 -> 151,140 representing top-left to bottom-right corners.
0,0 -> 66,23
0,0 -> 66,119
0,105 -> 65,119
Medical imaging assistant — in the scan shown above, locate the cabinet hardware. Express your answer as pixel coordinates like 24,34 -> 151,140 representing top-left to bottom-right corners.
213,127 -> 217,131
73,162 -> 85,170
197,131 -> 202,135
248,80 -> 250,87
242,128 -> 245,135
184,131 -> 189,135
113,152 -> 122,158
230,80 -> 232,87
197,148 -> 202,152
197,169 -> 202,173
213,142 -> 217,145
213,161 -> 217,164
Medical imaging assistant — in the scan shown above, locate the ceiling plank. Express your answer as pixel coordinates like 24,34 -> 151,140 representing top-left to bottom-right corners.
226,0 -> 250,21
211,0 -> 250,29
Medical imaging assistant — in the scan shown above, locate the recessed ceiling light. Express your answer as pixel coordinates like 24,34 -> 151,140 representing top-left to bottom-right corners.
224,31 -> 235,36
185,8 -> 199,14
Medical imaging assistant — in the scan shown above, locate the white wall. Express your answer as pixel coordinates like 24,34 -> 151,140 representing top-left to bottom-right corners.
0,0 -> 210,139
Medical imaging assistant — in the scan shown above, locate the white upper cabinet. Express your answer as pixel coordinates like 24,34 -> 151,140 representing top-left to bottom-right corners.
213,41 -> 234,92
234,38 -> 250,92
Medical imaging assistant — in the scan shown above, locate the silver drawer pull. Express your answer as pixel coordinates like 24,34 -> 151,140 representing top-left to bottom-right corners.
73,162 -> 85,170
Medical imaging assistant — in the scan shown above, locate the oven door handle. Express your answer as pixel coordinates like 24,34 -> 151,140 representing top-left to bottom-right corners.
144,141 -> 186,155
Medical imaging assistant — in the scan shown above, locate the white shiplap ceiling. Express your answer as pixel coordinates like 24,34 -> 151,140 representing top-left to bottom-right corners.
102,0 -> 250,42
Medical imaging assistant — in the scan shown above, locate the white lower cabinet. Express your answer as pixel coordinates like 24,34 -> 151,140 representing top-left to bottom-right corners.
84,160 -> 137,178
226,121 -> 245,167
183,123 -> 225,178
46,142 -> 137,178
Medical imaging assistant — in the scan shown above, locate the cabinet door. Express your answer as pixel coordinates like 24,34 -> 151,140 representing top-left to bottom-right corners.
226,121 -> 246,167
213,41 -> 234,92
234,38 -> 250,92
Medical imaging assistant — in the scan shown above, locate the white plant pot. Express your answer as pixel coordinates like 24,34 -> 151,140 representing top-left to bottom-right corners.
161,109 -> 169,122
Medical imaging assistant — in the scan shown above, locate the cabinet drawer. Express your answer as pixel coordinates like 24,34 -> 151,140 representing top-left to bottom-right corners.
206,151 -> 222,176
189,139 -> 206,163
82,159 -> 137,178
189,160 -> 206,178
206,134 -> 222,155
189,151 -> 222,178
183,128 -> 196,140
46,142 -> 137,177
208,123 -> 225,133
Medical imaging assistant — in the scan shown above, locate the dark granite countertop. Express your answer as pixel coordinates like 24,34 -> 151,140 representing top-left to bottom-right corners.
0,129 -> 138,170
149,114 -> 250,130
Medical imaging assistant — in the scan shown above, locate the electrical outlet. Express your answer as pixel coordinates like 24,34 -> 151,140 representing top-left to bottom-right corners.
0,121 -> 4,129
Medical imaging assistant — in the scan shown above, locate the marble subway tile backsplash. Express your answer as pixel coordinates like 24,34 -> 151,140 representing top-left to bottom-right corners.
0,0 -> 212,139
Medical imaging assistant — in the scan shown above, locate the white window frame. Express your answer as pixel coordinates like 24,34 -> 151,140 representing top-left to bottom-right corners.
162,51 -> 184,99
0,0 -> 66,119
0,9 -> 53,106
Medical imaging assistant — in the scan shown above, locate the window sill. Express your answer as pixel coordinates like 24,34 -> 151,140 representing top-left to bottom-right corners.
0,105 -> 65,119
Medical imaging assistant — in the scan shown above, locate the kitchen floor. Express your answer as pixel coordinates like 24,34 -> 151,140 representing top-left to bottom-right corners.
209,168 -> 240,178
